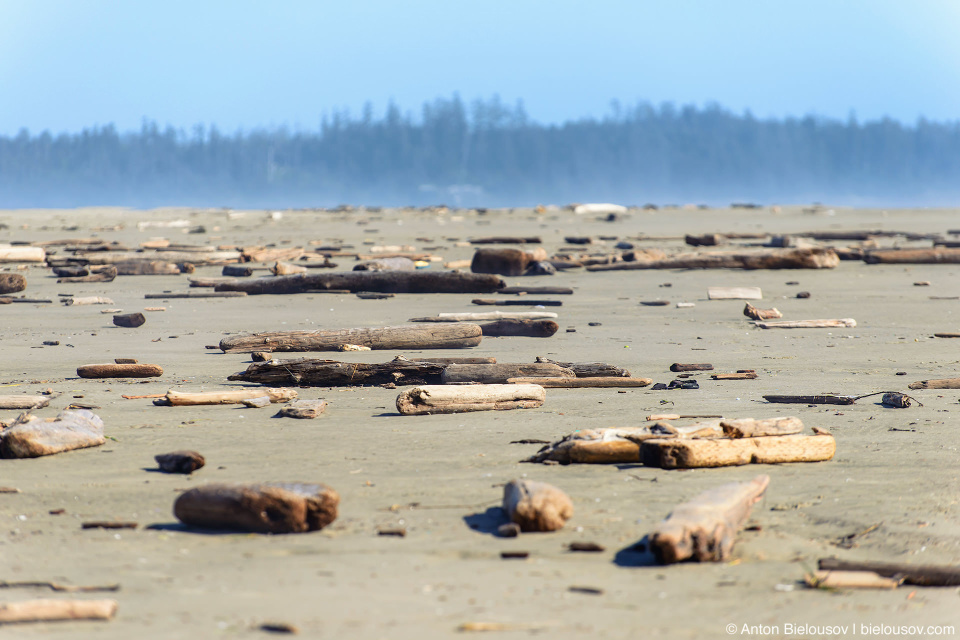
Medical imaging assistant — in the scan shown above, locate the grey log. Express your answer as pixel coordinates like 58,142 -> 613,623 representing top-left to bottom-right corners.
219,324 -> 483,353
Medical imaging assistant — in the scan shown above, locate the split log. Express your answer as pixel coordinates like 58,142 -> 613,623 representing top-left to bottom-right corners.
64,296 -> 114,306
711,372 -> 758,380
535,357 -> 630,377
720,417 -> 803,438
470,237 -> 542,244
755,318 -> 856,329
353,257 -> 416,271
471,298 -> 562,306
640,433 -> 836,468
587,248 -> 839,271
502,479 -> 573,532
865,248 -> 960,264
275,399 -> 328,419
479,319 -> 559,337
817,558 -> 960,587
0,410 -> 104,459
0,599 -> 118,623
162,388 -> 297,406
441,363 -> 574,384
764,394 -> 855,405
219,324 -> 482,353
213,271 -> 505,295
113,312 -> 146,328
113,261 -> 182,275
743,303 -> 782,320
77,363 -> 162,378
805,570 -> 900,590
143,291 -> 247,299
649,475 -> 769,563
0,246 -> 45,262
0,274 -> 26,294
670,363 -> 713,372
470,247 -> 548,276
396,384 -> 545,415
155,450 -> 205,474
498,286 -> 573,295
507,377 -> 652,388
0,395 -> 49,410
908,378 -> 960,390
708,287 -> 762,300
173,482 -> 339,533
410,311 -> 557,322
229,357 -> 446,386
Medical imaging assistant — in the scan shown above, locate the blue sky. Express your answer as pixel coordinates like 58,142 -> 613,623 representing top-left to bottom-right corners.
2,0 -> 959,135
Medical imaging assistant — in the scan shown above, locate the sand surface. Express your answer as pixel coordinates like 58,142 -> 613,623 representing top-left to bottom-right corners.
1,204 -> 959,638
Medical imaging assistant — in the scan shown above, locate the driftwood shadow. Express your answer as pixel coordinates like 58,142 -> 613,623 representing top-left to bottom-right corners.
613,535 -> 660,568
463,506 -> 508,536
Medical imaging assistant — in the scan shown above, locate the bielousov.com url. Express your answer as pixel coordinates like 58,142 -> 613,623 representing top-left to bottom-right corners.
727,623 -> 955,636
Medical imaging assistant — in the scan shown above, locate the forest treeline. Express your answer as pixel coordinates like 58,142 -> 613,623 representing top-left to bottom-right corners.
2,95 -> 959,208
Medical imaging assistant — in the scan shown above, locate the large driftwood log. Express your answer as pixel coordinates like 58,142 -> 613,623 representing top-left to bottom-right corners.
229,357 -> 446,386
478,319 -> 559,337
72,250 -> 240,265
525,423 -> 722,464
764,394 -> 855,405
410,357 -> 496,364
865,248 -> 960,264
0,599 -> 118,623
470,247 -> 548,276
587,247 -> 839,271
502,479 -> 573,532
57,266 -> 118,283
440,363 -> 573,384
77,363 -> 163,378
471,298 -> 562,306
64,296 -> 114,306
908,378 -> 960,390
0,246 -> 45,263
213,271 -> 505,295
353,257 -> 415,271
641,433 -> 836,468
649,475 -> 770,563
173,482 -> 339,533
410,311 -> 558,322
470,236 -> 542,244
817,558 -> 960,587
507,377 -> 652,388
219,324 -> 482,353
755,318 -> 856,329
0,410 -> 104,458
0,273 -> 27,294
144,291 -> 247,299
162,388 -> 297,406
0,395 -> 50,410
534,357 -> 630,377
396,384 -> 545,415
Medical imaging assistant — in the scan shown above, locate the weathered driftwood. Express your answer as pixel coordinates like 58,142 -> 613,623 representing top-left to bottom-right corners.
712,372 -> 758,380
113,312 -> 146,328
113,261 -> 183,275
817,558 -> 960,587
143,291 -> 247,299
270,261 -> 306,276
410,311 -> 557,322
155,450 -> 206,474
524,423 -> 720,464
77,363 -> 162,378
743,302 -> 782,320
865,248 -> 960,264
685,233 -> 725,246
0,599 -> 118,624
0,395 -> 50,410
72,250 -> 240,265
805,570 -> 900,590
353,257 -> 415,271
241,397 -> 272,408
441,363 -> 573,384
189,277 -> 239,287
64,296 -> 114,306
934,333 -> 960,338
396,384 -> 545,415
470,247 -> 548,276
219,324 -> 482,353
881,392 -> 912,408
670,363 -> 713,372
534,357 -> 630,377
574,203 -> 627,216
478,319 -> 559,337
0,246 -> 45,263
649,475 -> 769,564
471,298 -> 562,306
587,248 -> 839,271
51,266 -> 89,277
173,482 -> 339,533
222,265 -> 254,277
508,377 -> 652,388
162,388 -> 297,406
708,286 -> 762,300
0,273 -> 27,294
241,247 -> 304,263
229,357 -> 446,386
647,413 -> 723,420
410,357 -> 496,364
765,395 -> 855,406
470,236 -> 542,244
908,378 -> 960,390
275,399 -> 328,419
213,271 -> 505,295
755,318 -> 856,329
502,479 -> 573,532
499,286 -> 573,295
0,410 -> 104,459
641,433 -> 836,468
720,417 -> 803,438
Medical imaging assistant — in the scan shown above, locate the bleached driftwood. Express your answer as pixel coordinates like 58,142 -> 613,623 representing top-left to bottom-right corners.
64,296 -> 114,306
410,311 -> 557,322
908,378 -> 960,390
708,287 -> 762,300
219,325 -> 483,353
0,395 -> 50,410
754,318 -> 856,329
396,384 -> 544,415
805,570 -> 900,590
441,363 -> 574,384
507,377 -> 652,388
0,599 -> 117,623
525,422 -> 722,464
0,246 -> 45,263
587,247 -> 840,271
720,417 -> 803,438
743,302 -> 782,320
573,203 -> 627,216
173,482 -> 339,533
817,558 -> 960,587
502,479 -> 573,532
162,388 -> 297,406
641,433 -> 836,468
0,410 -> 104,459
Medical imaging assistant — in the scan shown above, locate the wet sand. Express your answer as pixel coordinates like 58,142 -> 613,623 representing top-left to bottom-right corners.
1,204 -> 959,638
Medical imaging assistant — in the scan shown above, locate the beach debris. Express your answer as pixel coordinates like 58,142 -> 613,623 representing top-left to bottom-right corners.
0,246 -> 45,262
720,417 -> 803,438
649,474 -> 769,564
478,319 -> 559,337
908,378 -> 960,390
259,622 -> 300,634
174,482 -> 339,533
77,363 -> 162,378
274,399 -> 328,419
685,233 -> 725,246
0,580 -> 118,593
158,388 -> 297,406
743,302 -> 782,320
222,265 -> 253,277
934,333 -> 960,338
534,357 -> 629,377
229,357 -> 446,387
0,273 -> 27,294
219,325 -> 482,353
212,271 -> 504,295
471,298 -> 561,306
587,248 -> 839,271
0,395 -> 50,410
880,392 -> 913,408
81,521 -> 137,530
353,257 -> 415,271
0,410 -> 104,458
817,558 -> 960,587
708,287 -> 762,300
0,599 -> 118,624
63,296 -> 114,306
337,344 -> 371,351
640,431 -> 835,468
711,372 -> 758,380
805,570 -> 900,590
755,318 -> 856,329
470,247 -> 550,276
507,377 -> 652,388
469,236 -> 542,244
396,384 -> 545,415
764,394 -> 855,405
646,413 -> 722,421
355,292 -> 393,299
271,261 -> 307,276
144,291 -> 247,299
113,312 -> 146,328
410,311 -> 557,322
241,397 -> 272,408
864,248 -> 960,264
670,363 -> 713,372
496,523 -> 521,537
498,285 -> 573,295
502,479 -> 573,532
113,261 -> 184,275
440,363 -> 574,384
573,203 -> 627,216
155,450 -> 206,474
568,541 -> 605,552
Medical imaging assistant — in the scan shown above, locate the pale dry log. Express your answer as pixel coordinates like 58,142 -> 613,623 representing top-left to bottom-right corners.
173,482 -> 339,533
573,203 -> 627,216
189,277 -> 239,287
113,261 -> 182,275
743,302 -> 782,320
72,250 -> 241,265
649,475 -> 769,563
478,319 -> 559,337
443,259 -> 472,270
229,357 -> 445,386
64,296 -> 114,306
396,384 -> 545,415
587,248 -> 839,271
711,372 -> 758,380
534,357 -> 630,377
0,410 -> 104,459
641,433 -> 836,469
0,273 -> 27,294
755,318 -> 856,329
57,266 -> 117,283
163,388 -> 297,406
805,570 -> 900,589
144,291 -> 247,299
470,247 -> 548,276
353,257 -> 416,271
410,357 -> 496,364
213,271 -> 504,295
499,286 -> 573,295
441,363 -> 574,384
219,324 -> 482,353
0,395 -> 49,410
77,363 -> 162,378
908,378 -> 960,390
410,311 -> 557,322
720,417 -> 803,438
502,479 -> 573,532
155,450 -> 205,473
865,248 -> 960,264
708,287 -> 762,300
241,247 -> 304,263
817,558 -> 960,587
271,261 -> 307,276
507,377 -> 652,388
525,425 -> 681,464
0,246 -> 45,262
275,399 -> 328,419
0,599 -> 117,624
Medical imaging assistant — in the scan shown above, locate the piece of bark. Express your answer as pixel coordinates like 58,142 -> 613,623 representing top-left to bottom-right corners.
275,399 -> 328,419
470,247 -> 547,276
155,450 -> 206,473
864,248 -> 960,264
755,318 -> 856,329
471,298 -> 562,306
0,246 -> 45,263
0,273 -> 27,294
219,324 -> 482,353
817,558 -> 960,587
441,363 -> 574,384
222,265 -> 254,277
641,433 -> 836,469
908,378 -> 960,390
396,384 -> 545,415
649,475 -> 769,563
0,410 -> 104,459
670,363 -> 713,372
143,291 -> 247,299
534,357 -> 630,377
587,248 -> 840,271
507,377 -> 652,388
77,363 -> 162,378
805,570 -> 900,590
498,286 -> 573,295
743,303 -> 782,320
711,372 -> 758,380
0,395 -> 50,410
478,319 -> 559,337
173,482 -> 339,533
64,296 -> 114,306
708,287 -> 762,300
0,599 -> 118,624
411,311 -> 558,322
502,479 -> 573,532
229,357 -> 446,387
113,312 -> 146,328
764,394 -> 855,405
213,271 -> 505,295
720,417 -> 803,438
162,388 -> 297,406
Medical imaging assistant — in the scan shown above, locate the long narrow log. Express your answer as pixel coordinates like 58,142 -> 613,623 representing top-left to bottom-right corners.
499,286 -> 574,295
670,363 -> 713,372
0,410 -> 104,459
162,388 -> 297,405
72,250 -> 240,265
228,358 -> 446,386
764,394 -> 856,405
805,570 -> 900,590
641,433 -> 836,468
0,246 -> 45,262
711,372 -> 758,380
479,319 -> 559,337
0,395 -> 50,410
817,558 -> 960,587
441,363 -> 573,384
470,237 -> 542,244
708,287 -> 762,300
409,357 -> 496,364
396,384 -> 545,415
471,299 -> 562,306
535,357 -> 630,377
508,377 -> 652,388
63,296 -> 114,306
865,248 -> 960,264
219,324 -> 482,353
58,267 -> 118,283
0,599 -> 118,623
755,318 -> 856,329
173,482 -> 339,533
587,247 -> 839,271
144,291 -> 247,299
77,363 -> 163,378
720,417 -> 803,438
213,271 -> 505,295
649,475 -> 770,563
410,311 -> 558,322
189,277 -> 239,287
113,261 -> 182,275
502,479 -> 573,532
908,378 -> 960,390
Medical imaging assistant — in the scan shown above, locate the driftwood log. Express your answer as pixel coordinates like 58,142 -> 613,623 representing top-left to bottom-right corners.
396,384 -> 545,415
502,479 -> 573,532
805,570 -> 900,590
0,395 -> 50,410
410,311 -> 557,322
72,250 -> 240,265
113,312 -> 146,328
155,450 -> 205,474
173,482 -> 339,533
143,291 -> 247,299
649,475 -> 769,563
743,303 -> 782,320
864,248 -> 960,264
525,422 -> 725,464
755,318 -> 856,329
535,357 -> 629,377
0,599 -> 118,624
587,248 -> 840,271
77,363 -> 163,378
470,236 -> 542,244
113,261 -> 183,275
471,298 -> 561,306
908,378 -> 960,390
213,271 -> 505,295
229,357 -> 446,387
507,377 -> 652,388
478,319 -> 559,337
670,363 -> 713,372
0,273 -> 27,294
764,394 -> 855,405
0,410 -> 104,459
817,558 -> 960,587
0,246 -> 45,263
57,266 -> 118,283
499,286 -> 573,295
440,363 -> 573,384
708,287 -> 762,300
712,372 -> 758,380
641,433 -> 836,468
219,325 -> 482,353
161,388 -> 297,406
720,417 -> 803,438
274,399 -> 328,419
470,247 -> 548,276
410,357 -> 496,365
64,296 -> 114,306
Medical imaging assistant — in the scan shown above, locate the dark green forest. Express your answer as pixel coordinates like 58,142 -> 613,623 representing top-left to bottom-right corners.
2,96 -> 959,208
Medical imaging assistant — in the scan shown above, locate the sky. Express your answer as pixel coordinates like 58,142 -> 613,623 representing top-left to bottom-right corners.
2,0 -> 960,136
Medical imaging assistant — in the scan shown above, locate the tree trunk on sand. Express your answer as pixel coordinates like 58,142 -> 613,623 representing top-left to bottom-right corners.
865,248 -> 960,264
507,377 -> 652,388
502,479 -> 573,532
161,388 -> 297,405
0,410 -> 104,458
640,433 -> 835,468
470,247 -> 548,276
586,247 -> 839,271
536,357 -> 630,377
0,395 -> 49,409
478,319 -> 559,337
213,271 -> 505,295
76,363 -> 162,378
440,363 -> 573,384
229,357 -> 446,387
173,482 -> 339,533
0,599 -> 118,623
908,377 -> 960,389
0,246 -> 45,262
396,384 -> 545,415
219,324 -> 482,353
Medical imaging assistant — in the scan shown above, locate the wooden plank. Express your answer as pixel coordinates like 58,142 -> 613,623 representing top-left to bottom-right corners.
410,311 -> 557,322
